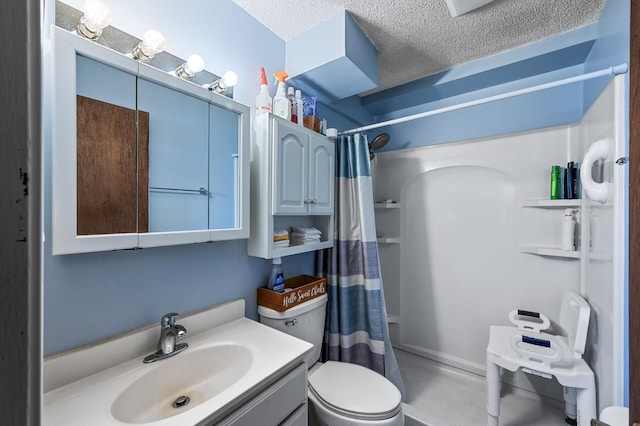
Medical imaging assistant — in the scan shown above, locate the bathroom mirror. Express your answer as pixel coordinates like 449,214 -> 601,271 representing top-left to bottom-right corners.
52,27 -> 249,254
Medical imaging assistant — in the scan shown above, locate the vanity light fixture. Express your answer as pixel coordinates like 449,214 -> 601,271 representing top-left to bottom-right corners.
76,0 -> 112,40
204,71 -> 238,94
174,54 -> 205,79
131,29 -> 166,62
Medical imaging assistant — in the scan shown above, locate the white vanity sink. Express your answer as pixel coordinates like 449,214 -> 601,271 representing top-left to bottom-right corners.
43,300 -> 312,426
111,344 -> 253,424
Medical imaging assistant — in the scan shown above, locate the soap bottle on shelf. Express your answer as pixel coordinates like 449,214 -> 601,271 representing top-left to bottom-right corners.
561,209 -> 576,251
267,257 -> 285,293
273,71 -> 290,119
294,90 -> 303,126
287,87 -> 295,122
255,66 -> 272,116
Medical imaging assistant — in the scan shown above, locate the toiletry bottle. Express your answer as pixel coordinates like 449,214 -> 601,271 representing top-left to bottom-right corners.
550,166 -> 561,200
255,67 -> 272,116
273,71 -> 290,119
565,162 -> 575,199
561,209 -> 576,251
573,162 -> 581,199
287,87 -> 295,122
268,257 -> 285,293
295,90 -> 303,126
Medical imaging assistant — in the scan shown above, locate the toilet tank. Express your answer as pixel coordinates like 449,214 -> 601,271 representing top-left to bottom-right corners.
258,294 -> 328,366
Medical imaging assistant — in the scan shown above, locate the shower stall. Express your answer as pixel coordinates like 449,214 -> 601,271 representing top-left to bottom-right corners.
372,76 -> 626,424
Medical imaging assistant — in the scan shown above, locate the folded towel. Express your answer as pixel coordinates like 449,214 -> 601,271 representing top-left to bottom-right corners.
291,231 -> 322,239
273,234 -> 289,242
274,227 -> 289,237
291,235 -> 321,242
273,240 -> 290,248
291,226 -> 321,235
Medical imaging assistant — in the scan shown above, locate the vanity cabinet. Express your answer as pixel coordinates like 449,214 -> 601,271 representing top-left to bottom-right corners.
210,362 -> 307,426
52,27 -> 250,254
273,119 -> 334,215
248,114 -> 335,259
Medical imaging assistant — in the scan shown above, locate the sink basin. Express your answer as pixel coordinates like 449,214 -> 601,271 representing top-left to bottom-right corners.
111,344 -> 253,424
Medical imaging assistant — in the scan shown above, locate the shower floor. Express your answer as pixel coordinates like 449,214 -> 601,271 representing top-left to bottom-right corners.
395,349 -> 568,426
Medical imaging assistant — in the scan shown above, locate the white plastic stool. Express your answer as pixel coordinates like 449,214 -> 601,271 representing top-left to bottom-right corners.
486,292 -> 596,426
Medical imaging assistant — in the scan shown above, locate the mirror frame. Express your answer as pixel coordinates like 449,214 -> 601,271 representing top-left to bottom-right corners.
52,27 -> 250,255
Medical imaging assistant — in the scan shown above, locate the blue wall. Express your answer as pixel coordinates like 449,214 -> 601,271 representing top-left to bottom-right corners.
43,0 -> 316,357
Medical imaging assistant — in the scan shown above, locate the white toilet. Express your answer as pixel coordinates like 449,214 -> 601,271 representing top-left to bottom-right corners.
258,294 -> 404,426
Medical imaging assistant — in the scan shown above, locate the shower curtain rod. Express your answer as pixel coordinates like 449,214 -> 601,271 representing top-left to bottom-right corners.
339,63 -> 629,136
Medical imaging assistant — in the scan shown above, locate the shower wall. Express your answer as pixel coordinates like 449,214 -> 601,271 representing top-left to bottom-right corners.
373,124 -> 583,398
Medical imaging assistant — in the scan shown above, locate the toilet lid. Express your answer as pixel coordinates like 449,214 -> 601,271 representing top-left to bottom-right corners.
308,361 -> 401,419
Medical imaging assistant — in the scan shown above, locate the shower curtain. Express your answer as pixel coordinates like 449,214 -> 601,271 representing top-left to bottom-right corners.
317,132 -> 405,398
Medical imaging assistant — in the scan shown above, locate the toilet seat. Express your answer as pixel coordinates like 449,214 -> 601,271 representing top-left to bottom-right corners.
308,361 -> 402,421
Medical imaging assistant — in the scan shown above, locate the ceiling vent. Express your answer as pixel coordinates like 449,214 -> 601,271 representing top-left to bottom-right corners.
445,0 -> 497,16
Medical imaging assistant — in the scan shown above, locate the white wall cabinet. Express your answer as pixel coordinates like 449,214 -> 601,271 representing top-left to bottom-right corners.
248,114 -> 334,259
273,119 -> 334,215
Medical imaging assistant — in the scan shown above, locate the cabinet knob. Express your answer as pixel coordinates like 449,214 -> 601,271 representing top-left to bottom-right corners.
310,199 -> 318,204
304,199 -> 310,205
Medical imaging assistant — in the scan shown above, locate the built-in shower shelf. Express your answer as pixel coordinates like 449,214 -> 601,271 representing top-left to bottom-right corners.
520,245 -> 580,259
375,202 -> 401,209
377,237 -> 401,244
387,315 -> 400,324
521,199 -> 581,208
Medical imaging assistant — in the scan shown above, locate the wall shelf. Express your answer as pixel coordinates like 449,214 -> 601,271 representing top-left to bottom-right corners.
272,241 -> 334,257
520,245 -> 580,259
521,199 -> 581,208
377,237 -> 401,244
375,202 -> 401,209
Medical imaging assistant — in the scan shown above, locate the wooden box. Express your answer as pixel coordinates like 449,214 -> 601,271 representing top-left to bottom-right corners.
258,275 -> 327,312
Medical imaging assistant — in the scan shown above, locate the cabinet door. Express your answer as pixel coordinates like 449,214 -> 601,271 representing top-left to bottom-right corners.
308,133 -> 334,215
273,120 -> 308,215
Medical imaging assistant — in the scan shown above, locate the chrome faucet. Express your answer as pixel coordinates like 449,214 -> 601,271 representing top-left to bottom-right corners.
143,312 -> 188,363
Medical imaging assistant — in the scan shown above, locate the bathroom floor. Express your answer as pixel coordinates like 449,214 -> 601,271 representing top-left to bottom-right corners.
395,349 -> 568,426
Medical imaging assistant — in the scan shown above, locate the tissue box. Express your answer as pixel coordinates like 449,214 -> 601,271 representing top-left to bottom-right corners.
257,274 -> 327,312
303,116 -> 320,132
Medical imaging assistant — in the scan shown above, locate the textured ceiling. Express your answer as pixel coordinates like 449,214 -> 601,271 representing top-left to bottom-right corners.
232,0 -> 605,95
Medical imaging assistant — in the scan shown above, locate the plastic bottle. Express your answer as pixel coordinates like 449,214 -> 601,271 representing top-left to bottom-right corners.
255,67 -> 272,116
561,209 -> 576,251
295,90 -> 303,126
273,71 -> 290,119
267,257 -> 285,293
550,166 -> 561,200
287,87 -> 295,122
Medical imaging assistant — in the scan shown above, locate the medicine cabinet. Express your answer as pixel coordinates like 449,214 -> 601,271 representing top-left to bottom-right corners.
52,27 -> 250,254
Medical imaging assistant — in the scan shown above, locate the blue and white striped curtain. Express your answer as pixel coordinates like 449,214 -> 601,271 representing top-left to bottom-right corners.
317,133 -> 405,397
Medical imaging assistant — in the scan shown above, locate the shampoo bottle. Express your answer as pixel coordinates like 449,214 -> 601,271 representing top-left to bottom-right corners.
287,87 -> 295,122
295,90 -> 303,126
255,67 -> 272,116
273,71 -> 290,119
561,209 -> 576,251
268,257 -> 285,293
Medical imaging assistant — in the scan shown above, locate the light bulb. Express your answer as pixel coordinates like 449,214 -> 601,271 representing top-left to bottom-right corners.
131,29 -> 166,62
184,55 -> 205,75
77,0 -> 112,40
220,71 -> 238,89
174,54 -> 205,79
206,70 -> 238,93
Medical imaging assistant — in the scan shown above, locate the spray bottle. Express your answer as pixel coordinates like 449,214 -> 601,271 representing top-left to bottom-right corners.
267,257 -> 285,293
287,87 -> 295,122
273,71 -> 290,119
255,67 -> 272,116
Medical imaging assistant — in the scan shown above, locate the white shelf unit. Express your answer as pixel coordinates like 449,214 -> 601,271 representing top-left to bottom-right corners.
519,198 -> 581,259
248,114 -> 335,259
